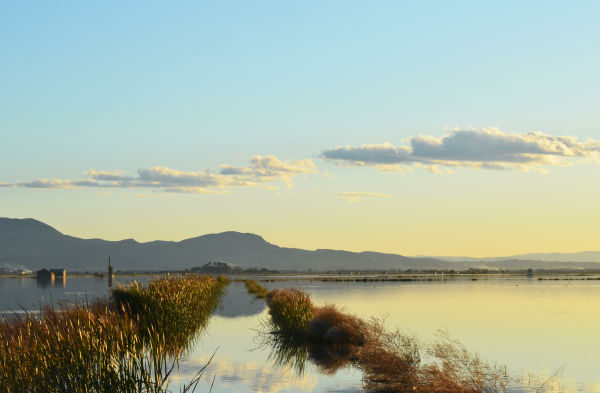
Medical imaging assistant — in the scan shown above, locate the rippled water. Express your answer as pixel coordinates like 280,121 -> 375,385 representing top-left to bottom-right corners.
1,276 -> 599,392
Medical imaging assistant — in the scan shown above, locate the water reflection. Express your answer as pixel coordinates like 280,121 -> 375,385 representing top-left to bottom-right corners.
213,282 -> 266,318
36,275 -> 66,288
36,276 -> 52,288
0,275 -> 151,312
257,332 -> 357,377
171,282 -> 363,393
178,356 -> 319,393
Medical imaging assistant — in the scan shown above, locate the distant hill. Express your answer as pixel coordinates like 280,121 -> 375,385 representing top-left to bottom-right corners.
421,252 -> 600,263
2,217 -> 600,272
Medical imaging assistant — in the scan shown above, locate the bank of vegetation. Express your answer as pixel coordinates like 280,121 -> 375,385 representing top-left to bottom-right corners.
0,275 -> 226,393
244,279 -> 269,299
263,288 -> 514,393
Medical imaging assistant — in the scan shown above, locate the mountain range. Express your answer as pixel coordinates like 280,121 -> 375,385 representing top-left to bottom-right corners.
2,217 -> 600,272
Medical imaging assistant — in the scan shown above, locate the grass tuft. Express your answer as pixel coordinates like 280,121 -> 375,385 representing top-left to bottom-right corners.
265,289 -> 314,336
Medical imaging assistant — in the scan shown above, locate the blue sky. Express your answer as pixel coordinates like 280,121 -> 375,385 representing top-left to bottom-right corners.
1,1 -> 599,255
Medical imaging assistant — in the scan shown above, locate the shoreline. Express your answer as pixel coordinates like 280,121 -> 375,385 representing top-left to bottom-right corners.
4,271 -> 600,282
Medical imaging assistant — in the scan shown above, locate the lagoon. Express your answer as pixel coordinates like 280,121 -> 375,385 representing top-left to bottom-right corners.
1,276 -> 599,392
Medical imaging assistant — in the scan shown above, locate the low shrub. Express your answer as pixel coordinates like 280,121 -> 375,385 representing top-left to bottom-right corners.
308,305 -> 367,346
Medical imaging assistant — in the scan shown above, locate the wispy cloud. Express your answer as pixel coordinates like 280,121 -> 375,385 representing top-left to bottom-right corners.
322,128 -> 600,172
339,191 -> 391,203
0,155 -> 317,193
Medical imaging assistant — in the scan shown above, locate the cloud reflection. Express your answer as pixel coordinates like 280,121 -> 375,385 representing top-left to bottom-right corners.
177,357 -> 319,393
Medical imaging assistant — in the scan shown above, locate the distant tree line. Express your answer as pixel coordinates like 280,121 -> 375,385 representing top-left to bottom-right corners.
189,261 -> 279,274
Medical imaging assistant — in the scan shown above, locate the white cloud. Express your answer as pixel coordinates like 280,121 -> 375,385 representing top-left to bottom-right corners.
1,155 -> 317,194
15,179 -> 76,189
322,128 -> 600,172
86,169 -> 133,181
338,191 -> 391,198
338,191 -> 391,203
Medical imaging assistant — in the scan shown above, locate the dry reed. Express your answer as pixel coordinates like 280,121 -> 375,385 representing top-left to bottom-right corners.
262,288 -> 512,393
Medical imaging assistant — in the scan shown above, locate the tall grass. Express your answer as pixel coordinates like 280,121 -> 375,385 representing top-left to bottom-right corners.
0,275 -> 226,393
244,280 -> 268,299
265,289 -> 313,336
262,288 -> 515,393
112,275 -> 225,352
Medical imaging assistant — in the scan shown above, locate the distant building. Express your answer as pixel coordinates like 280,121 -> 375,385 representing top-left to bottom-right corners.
37,268 -> 67,280
37,268 -> 54,280
51,269 -> 66,280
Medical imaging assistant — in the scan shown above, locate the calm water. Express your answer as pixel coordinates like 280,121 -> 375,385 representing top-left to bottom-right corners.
0,275 -> 150,311
1,276 -> 599,392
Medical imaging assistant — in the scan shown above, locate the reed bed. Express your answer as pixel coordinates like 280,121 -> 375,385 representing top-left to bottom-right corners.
262,288 -> 514,393
112,275 -> 225,352
0,275 -> 226,393
244,280 -> 268,299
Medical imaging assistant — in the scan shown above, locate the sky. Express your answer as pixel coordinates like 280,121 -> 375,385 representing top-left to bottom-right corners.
1,1 -> 599,257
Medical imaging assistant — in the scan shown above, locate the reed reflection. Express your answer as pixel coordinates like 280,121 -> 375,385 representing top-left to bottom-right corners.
257,332 -> 357,377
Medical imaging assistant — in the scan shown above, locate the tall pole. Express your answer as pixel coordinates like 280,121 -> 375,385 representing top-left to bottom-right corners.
108,256 -> 114,288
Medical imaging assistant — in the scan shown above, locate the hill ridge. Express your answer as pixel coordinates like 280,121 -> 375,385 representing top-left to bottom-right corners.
2,217 -> 600,272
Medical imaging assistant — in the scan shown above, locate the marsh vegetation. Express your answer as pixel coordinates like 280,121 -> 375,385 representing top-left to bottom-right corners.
244,279 -> 268,299
0,275 -> 226,393
261,287 -> 527,393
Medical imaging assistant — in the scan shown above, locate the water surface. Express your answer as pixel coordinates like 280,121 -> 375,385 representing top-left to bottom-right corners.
1,276 -> 599,392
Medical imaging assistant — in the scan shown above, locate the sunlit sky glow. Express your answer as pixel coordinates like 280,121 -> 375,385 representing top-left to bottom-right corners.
1,1 -> 599,256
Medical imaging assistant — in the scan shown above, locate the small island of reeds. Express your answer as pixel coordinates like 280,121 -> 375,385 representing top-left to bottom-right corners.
244,279 -> 269,299
261,287 -> 516,393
